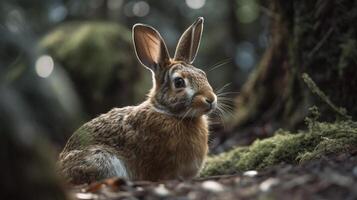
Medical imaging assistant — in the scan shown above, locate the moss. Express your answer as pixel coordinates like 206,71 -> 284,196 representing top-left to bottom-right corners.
201,119 -> 357,177
40,21 -> 151,114
41,22 -> 132,90
203,147 -> 248,176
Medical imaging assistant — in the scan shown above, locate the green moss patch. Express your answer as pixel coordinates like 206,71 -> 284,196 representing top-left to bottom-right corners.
201,119 -> 357,177
40,21 -> 151,112
41,21 -> 134,91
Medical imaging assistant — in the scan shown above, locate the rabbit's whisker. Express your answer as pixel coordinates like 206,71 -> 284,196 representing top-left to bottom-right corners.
180,108 -> 192,123
208,58 -> 232,72
215,82 -> 232,94
216,92 -> 240,97
213,106 -> 227,129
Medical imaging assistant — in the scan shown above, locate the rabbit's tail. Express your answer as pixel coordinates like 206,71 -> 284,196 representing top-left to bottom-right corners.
59,145 -> 129,184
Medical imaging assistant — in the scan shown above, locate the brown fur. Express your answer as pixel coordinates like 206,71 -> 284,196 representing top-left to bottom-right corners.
58,17 -> 216,184
59,101 -> 208,183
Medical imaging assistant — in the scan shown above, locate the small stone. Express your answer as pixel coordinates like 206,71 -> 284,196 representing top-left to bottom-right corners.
243,170 -> 258,177
76,192 -> 97,200
259,178 -> 279,192
176,182 -> 192,192
153,184 -> 170,197
201,180 -> 224,192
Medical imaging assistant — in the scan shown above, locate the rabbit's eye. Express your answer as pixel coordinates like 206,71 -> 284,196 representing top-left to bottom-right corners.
174,77 -> 185,88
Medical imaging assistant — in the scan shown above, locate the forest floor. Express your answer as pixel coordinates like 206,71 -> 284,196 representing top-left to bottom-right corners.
70,150 -> 357,200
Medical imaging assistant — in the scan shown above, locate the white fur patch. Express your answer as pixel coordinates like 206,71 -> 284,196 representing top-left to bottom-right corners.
153,105 -> 174,116
185,87 -> 195,99
86,147 -> 129,178
109,155 -> 129,178
172,72 -> 180,79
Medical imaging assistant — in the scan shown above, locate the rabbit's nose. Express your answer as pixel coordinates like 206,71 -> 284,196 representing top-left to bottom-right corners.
205,98 -> 214,104
205,97 -> 217,110
206,98 -> 214,108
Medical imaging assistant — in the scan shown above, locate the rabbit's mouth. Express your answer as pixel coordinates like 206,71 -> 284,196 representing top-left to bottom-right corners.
200,103 -> 217,116
179,100 -> 217,118
204,101 -> 217,113
189,92 -> 217,115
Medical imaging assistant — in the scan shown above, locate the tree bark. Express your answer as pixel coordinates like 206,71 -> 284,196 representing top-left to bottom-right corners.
229,0 -> 357,141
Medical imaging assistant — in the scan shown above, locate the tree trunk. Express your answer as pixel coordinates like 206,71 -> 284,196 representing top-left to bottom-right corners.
225,0 -> 357,146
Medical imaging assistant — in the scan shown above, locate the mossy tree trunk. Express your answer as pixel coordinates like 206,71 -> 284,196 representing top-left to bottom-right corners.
231,0 -> 357,133
41,22 -> 151,118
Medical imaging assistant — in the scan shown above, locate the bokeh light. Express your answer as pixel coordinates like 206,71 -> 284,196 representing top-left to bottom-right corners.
236,0 -> 259,24
49,5 -> 67,23
235,41 -> 256,71
133,1 -> 150,17
185,0 -> 206,9
35,55 -> 54,78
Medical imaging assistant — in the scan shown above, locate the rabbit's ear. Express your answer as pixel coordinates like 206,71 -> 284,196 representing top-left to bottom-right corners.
133,24 -> 170,72
174,17 -> 204,64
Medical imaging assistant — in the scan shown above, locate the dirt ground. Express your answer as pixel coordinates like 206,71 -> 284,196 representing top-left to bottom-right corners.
70,150 -> 357,200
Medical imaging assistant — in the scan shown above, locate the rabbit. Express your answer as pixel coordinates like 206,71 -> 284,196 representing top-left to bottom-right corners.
58,17 -> 217,185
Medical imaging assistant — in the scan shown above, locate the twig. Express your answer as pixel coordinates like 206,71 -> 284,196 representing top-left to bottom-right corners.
302,73 -> 351,120
308,27 -> 334,58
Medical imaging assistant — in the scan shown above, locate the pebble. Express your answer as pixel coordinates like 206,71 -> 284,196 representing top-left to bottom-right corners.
76,192 -> 97,200
153,184 -> 170,197
243,170 -> 258,177
201,180 -> 224,192
259,178 -> 280,192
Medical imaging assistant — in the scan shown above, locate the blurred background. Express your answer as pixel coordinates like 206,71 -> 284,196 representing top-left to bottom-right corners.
0,0 -> 270,151
2,0 -> 357,199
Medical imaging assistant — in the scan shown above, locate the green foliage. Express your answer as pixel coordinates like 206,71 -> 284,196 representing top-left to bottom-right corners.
201,116 -> 357,177
203,147 -> 248,176
41,21 -> 133,91
40,21 -> 151,114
